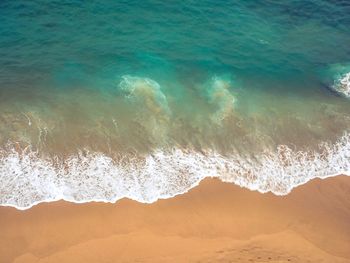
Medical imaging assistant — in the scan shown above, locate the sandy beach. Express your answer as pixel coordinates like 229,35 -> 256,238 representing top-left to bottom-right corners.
0,176 -> 349,263
1,1 -> 350,262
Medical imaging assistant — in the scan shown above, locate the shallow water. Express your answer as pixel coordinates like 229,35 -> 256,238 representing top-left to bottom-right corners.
1,0 -> 350,209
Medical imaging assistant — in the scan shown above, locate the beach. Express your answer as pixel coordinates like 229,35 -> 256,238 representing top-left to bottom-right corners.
1,176 -> 349,263
1,1 -> 350,262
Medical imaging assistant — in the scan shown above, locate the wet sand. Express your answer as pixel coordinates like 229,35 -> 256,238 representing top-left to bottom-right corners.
0,176 -> 350,263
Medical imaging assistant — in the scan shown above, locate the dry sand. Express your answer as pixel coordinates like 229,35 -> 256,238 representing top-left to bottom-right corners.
0,176 -> 350,263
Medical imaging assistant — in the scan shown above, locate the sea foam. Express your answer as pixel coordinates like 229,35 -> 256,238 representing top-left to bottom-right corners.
332,72 -> 350,98
1,132 -> 349,210
324,63 -> 350,98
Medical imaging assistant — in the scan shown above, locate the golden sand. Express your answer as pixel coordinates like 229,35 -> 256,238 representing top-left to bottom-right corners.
1,176 -> 350,262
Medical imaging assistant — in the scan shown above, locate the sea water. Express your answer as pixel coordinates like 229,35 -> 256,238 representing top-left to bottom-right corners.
0,0 -> 350,209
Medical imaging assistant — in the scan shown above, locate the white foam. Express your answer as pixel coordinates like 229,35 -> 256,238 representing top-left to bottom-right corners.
1,132 -> 350,210
332,72 -> 350,98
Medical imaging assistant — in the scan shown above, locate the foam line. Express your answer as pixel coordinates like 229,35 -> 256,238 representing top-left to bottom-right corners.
1,133 -> 350,210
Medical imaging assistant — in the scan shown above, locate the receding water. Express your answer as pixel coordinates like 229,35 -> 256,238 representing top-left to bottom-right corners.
1,0 -> 350,209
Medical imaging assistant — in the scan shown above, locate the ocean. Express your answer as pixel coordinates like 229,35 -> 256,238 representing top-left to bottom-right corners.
0,0 -> 350,209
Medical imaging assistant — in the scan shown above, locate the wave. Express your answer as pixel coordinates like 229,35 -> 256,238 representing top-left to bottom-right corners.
323,63 -> 350,98
205,76 -> 236,123
332,72 -> 350,98
1,132 -> 350,210
118,75 -> 171,142
119,75 -> 171,118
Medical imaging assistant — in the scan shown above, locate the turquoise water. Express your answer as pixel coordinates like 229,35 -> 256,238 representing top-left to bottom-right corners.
1,1 -> 350,209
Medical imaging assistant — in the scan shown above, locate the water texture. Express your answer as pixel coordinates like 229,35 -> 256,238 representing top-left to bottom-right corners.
0,0 -> 350,209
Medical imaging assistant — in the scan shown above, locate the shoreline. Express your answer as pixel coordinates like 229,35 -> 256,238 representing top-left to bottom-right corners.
2,171 -> 349,211
1,175 -> 350,262
2,131 -> 350,210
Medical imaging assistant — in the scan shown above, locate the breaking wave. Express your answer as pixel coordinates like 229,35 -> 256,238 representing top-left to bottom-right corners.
332,72 -> 350,98
1,132 -> 350,210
